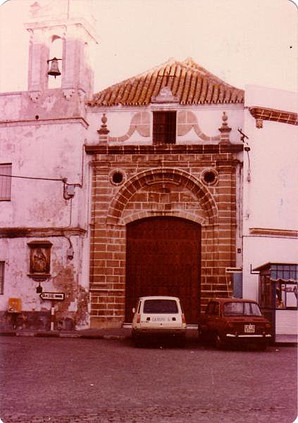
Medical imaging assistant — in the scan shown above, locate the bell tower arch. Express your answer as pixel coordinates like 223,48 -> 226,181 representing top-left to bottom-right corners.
25,0 -> 98,99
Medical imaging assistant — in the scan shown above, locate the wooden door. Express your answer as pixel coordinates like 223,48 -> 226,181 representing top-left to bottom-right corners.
125,217 -> 201,323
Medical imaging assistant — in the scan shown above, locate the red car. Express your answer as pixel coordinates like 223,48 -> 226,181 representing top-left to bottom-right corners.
199,298 -> 272,349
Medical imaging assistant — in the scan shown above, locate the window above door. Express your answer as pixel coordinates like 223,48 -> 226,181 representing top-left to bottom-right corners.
153,111 -> 176,144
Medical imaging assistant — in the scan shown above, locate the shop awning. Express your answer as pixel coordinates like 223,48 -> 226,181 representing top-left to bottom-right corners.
253,263 -> 298,282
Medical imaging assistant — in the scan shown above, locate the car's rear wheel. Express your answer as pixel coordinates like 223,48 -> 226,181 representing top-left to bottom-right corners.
132,332 -> 143,348
198,328 -> 211,345
177,334 -> 186,348
257,341 -> 268,351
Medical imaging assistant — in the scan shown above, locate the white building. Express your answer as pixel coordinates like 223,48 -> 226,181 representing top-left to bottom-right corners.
0,0 -> 97,330
242,86 -> 298,341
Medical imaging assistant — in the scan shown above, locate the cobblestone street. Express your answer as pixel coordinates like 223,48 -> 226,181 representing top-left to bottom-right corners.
0,336 -> 297,423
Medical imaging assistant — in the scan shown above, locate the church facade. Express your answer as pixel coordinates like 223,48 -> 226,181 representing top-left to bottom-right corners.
85,58 -> 244,327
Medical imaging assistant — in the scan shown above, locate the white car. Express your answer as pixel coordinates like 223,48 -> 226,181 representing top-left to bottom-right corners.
131,296 -> 187,346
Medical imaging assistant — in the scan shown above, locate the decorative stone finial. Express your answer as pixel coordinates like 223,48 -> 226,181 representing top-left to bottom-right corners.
219,111 -> 231,144
97,114 -> 110,143
220,112 -> 230,129
30,2 -> 41,18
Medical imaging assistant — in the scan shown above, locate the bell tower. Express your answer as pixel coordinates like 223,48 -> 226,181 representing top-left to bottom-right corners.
25,0 -> 97,112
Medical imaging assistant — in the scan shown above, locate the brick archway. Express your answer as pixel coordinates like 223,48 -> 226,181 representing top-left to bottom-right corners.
89,162 -> 237,328
107,167 -> 217,226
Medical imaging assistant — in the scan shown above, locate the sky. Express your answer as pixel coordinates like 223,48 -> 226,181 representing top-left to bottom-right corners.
0,0 -> 297,94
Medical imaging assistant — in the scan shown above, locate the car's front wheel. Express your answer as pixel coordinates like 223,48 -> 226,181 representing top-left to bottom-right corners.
214,332 -> 225,349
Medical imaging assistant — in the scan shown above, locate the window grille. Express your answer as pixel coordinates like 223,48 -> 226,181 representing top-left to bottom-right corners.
153,111 -> 176,144
0,164 -> 12,201
0,262 -> 4,295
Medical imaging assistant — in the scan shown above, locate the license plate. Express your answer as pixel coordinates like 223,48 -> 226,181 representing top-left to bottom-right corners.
152,317 -> 166,322
244,324 -> 255,333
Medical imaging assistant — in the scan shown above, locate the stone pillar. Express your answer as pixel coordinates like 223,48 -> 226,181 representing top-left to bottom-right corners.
219,112 -> 232,144
27,28 -> 49,93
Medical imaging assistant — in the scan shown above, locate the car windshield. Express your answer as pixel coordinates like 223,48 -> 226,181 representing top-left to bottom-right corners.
223,302 -> 262,316
143,299 -> 178,314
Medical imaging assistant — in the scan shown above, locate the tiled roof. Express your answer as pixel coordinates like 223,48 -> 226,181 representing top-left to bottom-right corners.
88,58 -> 244,107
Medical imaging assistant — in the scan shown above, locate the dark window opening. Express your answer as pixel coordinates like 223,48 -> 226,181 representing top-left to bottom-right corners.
276,282 -> 297,309
143,299 -> 178,314
0,164 -> 12,201
153,111 -> 176,144
0,262 -> 4,295
224,302 -> 262,316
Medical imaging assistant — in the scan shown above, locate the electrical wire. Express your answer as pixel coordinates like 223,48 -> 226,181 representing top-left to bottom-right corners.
0,173 -> 65,183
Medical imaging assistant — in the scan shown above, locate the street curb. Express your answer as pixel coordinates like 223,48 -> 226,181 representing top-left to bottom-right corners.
0,331 -> 16,336
0,330 -> 296,346
0,330 -> 131,341
35,331 -> 62,337
274,342 -> 297,348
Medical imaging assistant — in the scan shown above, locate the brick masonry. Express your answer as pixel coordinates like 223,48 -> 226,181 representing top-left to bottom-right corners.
87,144 -> 242,328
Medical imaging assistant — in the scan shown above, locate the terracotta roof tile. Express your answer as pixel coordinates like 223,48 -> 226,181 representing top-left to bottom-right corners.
88,58 -> 244,107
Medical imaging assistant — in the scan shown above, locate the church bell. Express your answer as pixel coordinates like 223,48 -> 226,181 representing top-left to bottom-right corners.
47,57 -> 61,78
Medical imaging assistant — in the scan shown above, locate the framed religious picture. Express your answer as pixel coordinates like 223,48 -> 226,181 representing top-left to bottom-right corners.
28,240 -> 52,281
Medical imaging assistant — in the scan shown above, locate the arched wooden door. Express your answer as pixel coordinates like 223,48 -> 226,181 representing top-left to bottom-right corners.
125,217 -> 201,323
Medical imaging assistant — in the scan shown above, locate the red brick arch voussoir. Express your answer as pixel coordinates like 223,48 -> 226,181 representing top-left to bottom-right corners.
106,167 -> 218,226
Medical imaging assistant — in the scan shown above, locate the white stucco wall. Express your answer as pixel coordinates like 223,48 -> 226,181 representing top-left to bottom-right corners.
242,237 -> 298,301
275,310 -> 297,336
0,121 -> 89,227
0,237 -> 76,310
243,115 -> 297,232
243,85 -> 298,235
86,105 -> 244,146
245,85 -> 297,114
0,90 -> 92,325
